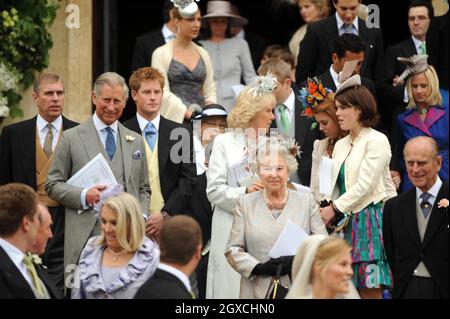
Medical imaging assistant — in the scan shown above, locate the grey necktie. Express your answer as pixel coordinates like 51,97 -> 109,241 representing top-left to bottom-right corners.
420,192 -> 432,219
43,123 -> 54,158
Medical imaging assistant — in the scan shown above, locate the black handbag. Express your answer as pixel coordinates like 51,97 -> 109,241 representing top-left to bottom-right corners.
265,262 -> 289,299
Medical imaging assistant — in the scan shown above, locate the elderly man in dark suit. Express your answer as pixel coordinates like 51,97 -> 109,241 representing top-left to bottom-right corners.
295,0 -> 383,84
123,67 -> 196,241
0,183 -> 61,299
46,72 -> 150,288
135,215 -> 202,299
259,58 -> 320,187
377,0 -> 434,131
0,73 -> 77,294
383,136 -> 449,299
130,0 -> 176,71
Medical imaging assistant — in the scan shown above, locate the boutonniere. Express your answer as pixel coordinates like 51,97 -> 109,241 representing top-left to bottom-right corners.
437,198 -> 449,209
125,135 -> 136,142
132,150 -> 143,160
29,253 -> 47,269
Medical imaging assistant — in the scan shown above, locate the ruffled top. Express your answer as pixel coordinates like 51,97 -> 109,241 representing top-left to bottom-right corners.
75,236 -> 160,298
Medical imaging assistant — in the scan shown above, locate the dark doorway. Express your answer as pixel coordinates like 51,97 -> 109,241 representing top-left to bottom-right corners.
93,0 -> 411,121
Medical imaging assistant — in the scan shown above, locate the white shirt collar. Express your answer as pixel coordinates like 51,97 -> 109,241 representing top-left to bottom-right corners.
416,176 -> 443,202
335,12 -> 359,32
162,24 -> 176,43
158,263 -> 192,293
329,65 -> 340,88
93,112 -> 118,133
193,135 -> 206,175
137,112 -> 160,132
281,89 -> 295,112
0,238 -> 26,271
411,36 -> 426,54
36,114 -> 62,133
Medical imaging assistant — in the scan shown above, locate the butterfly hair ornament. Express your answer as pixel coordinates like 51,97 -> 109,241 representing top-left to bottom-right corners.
171,0 -> 200,18
298,77 -> 332,118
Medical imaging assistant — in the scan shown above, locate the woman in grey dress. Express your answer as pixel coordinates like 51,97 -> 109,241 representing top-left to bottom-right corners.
200,1 -> 256,112
225,134 -> 327,299
152,2 -> 217,123
71,190 -> 159,299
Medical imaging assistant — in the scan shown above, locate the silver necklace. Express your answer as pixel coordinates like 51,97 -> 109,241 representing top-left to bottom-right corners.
107,247 -> 126,262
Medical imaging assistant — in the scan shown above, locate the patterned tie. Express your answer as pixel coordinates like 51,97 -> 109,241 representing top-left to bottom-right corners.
144,122 -> 157,151
419,42 -> 427,55
22,253 -> 46,298
278,104 -> 290,133
43,123 -> 54,158
105,127 -> 116,160
420,192 -> 432,219
340,23 -> 357,35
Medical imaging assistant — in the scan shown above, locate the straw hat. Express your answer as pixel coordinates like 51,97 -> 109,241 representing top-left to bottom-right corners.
202,1 -> 248,27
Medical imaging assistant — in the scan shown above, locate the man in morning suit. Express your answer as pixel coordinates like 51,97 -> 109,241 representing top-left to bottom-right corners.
377,1 -> 434,131
46,72 -> 150,286
295,0 -> 383,84
0,73 -> 78,294
123,67 -> 196,241
134,215 -> 202,299
259,58 -> 320,187
0,183 -> 61,299
130,0 -> 176,71
383,136 -> 449,299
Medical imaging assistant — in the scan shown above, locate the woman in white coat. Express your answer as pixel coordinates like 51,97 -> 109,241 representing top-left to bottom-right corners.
206,75 -> 277,299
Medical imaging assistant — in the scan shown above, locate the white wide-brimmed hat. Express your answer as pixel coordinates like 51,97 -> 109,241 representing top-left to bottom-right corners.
202,1 -> 248,27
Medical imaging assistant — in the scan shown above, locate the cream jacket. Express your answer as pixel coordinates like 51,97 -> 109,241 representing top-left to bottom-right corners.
328,127 -> 397,214
151,41 -> 217,123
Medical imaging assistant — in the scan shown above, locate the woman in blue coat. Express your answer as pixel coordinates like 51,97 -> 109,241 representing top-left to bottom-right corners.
395,58 -> 448,192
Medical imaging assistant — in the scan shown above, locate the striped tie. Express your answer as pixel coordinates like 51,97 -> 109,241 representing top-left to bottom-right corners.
43,123 -> 53,158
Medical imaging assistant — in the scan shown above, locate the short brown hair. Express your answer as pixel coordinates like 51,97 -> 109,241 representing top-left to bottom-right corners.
0,184 -> 38,237
258,58 -> 292,82
129,67 -> 165,92
159,215 -> 202,265
33,73 -> 64,94
335,85 -> 379,127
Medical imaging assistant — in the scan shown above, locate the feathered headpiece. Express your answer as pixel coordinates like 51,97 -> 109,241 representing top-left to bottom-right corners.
298,77 -> 332,117
171,0 -> 200,18
397,54 -> 429,83
93,184 -> 124,215
248,72 -> 277,98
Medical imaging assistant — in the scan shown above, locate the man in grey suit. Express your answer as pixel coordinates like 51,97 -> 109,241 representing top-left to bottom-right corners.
45,72 -> 150,290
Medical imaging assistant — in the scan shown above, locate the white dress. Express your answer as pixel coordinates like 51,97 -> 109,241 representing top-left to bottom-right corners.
205,131 -> 254,299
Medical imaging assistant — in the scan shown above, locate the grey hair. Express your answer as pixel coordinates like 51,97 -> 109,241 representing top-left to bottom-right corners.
253,142 -> 299,175
93,72 -> 129,100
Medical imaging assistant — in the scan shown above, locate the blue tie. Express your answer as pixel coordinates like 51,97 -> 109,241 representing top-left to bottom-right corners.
340,23 -> 357,35
105,127 -> 116,160
420,192 -> 432,219
144,122 -> 157,151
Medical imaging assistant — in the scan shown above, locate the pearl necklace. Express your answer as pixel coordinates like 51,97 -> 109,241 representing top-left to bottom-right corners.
263,187 -> 289,210
107,247 -> 127,262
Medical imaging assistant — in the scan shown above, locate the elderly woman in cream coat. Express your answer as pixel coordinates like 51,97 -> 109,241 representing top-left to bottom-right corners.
206,81 -> 277,299
152,5 -> 216,123
225,135 -> 327,299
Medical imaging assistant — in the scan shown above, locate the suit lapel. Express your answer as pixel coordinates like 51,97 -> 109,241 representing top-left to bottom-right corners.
402,189 -> 422,250
424,106 -> 445,129
405,37 -> 418,55
403,111 -> 432,136
158,117 -> 171,172
319,71 -> 337,92
78,118 -> 103,161
20,118 -> 38,189
0,247 -> 35,299
422,182 -> 449,249
117,123 -> 132,186
294,97 -> 308,148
